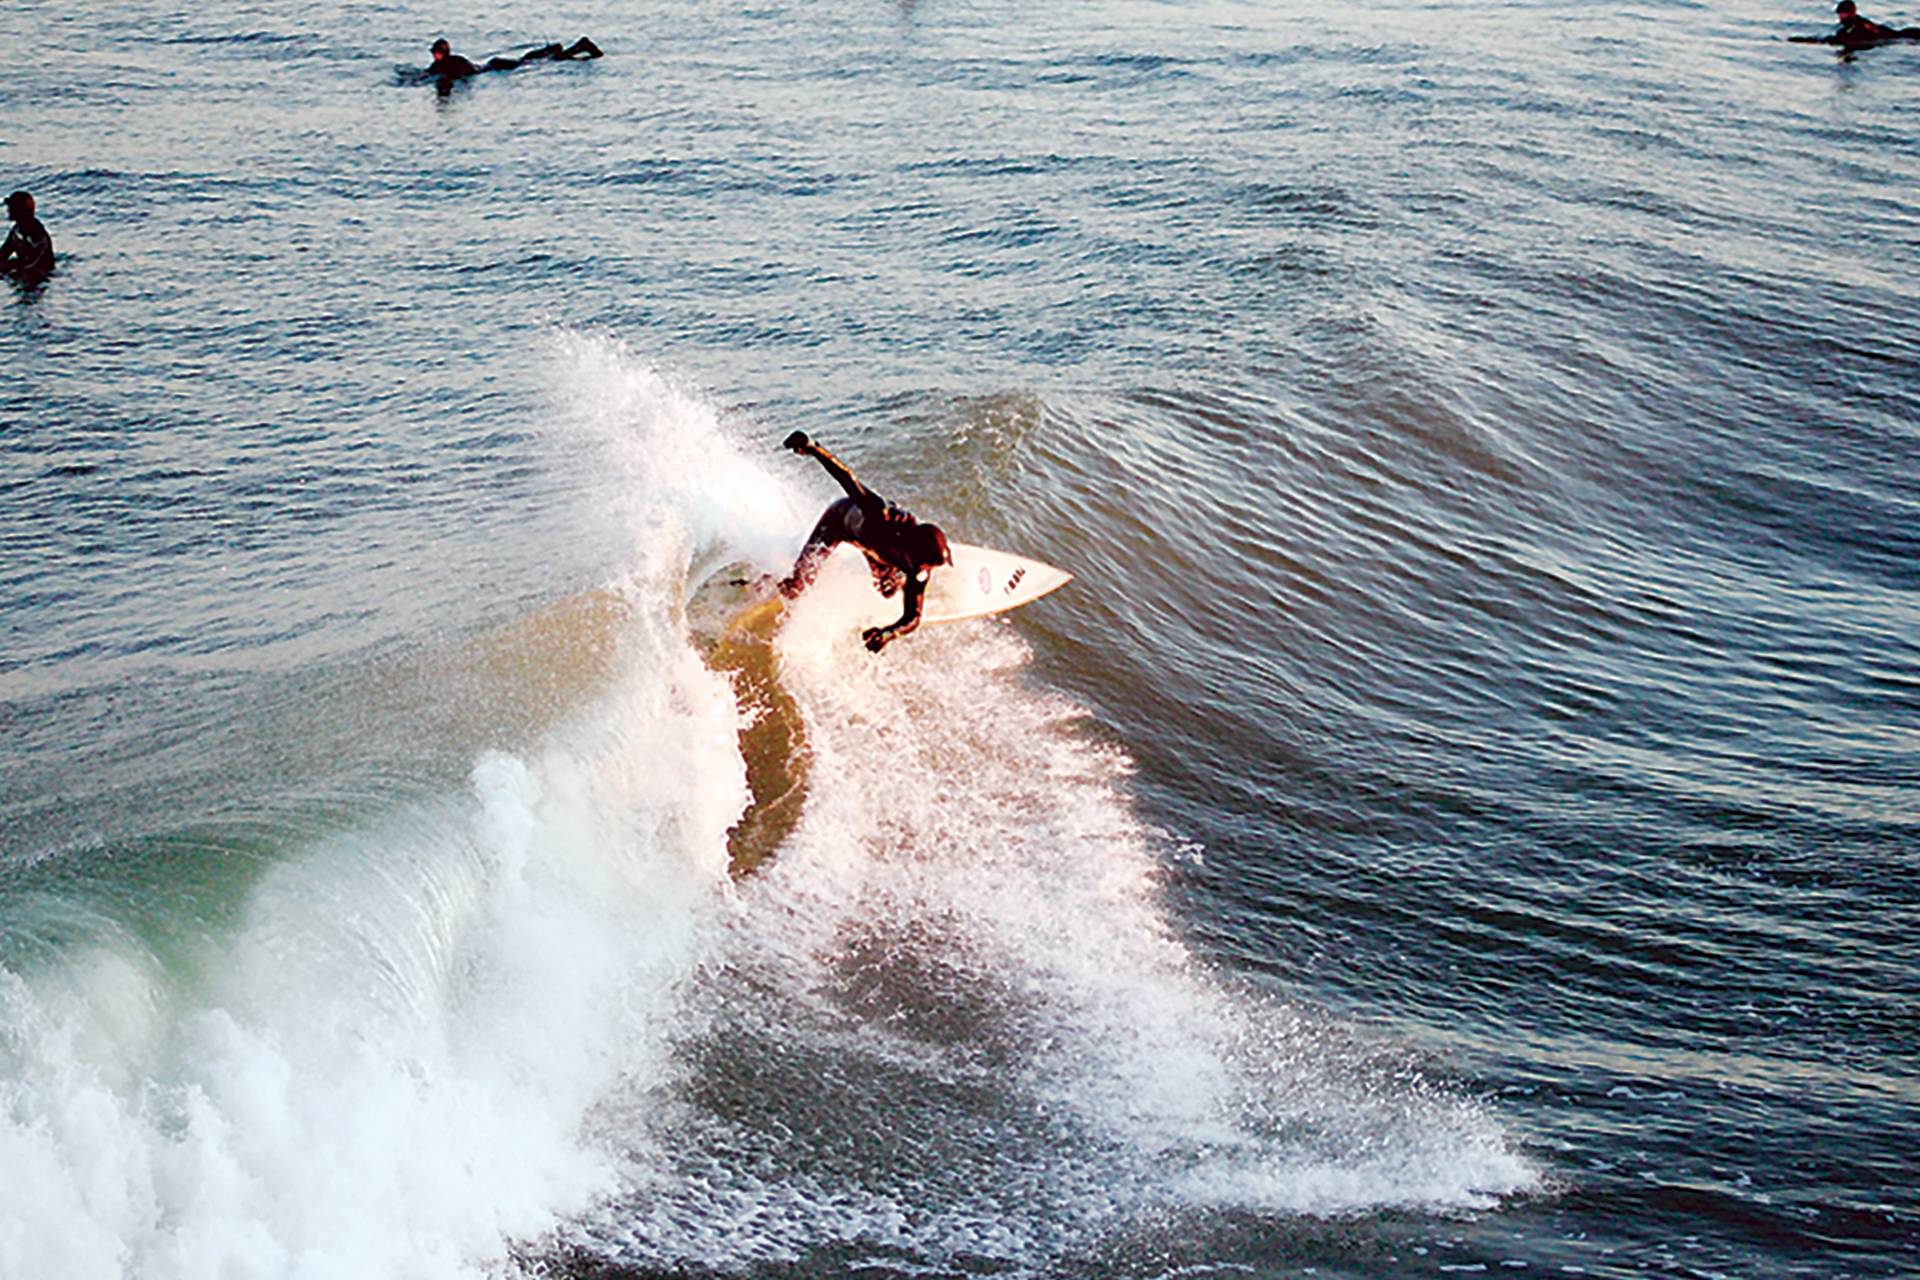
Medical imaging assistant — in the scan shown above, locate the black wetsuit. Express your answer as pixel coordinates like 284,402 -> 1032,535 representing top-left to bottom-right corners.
780,437 -> 948,651
0,215 -> 52,282
430,38 -> 602,86
1797,13 -> 1920,44
1841,13 -> 1920,41
433,53 -> 481,81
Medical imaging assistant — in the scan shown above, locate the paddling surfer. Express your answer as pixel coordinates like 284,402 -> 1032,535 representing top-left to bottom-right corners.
778,432 -> 951,653
427,35 -> 603,88
1802,0 -> 1920,44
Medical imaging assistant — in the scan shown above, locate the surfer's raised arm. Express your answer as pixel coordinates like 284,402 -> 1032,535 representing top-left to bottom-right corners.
783,431 -> 876,508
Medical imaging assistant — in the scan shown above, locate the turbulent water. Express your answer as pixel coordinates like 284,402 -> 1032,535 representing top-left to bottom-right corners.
3,1 -> 1916,1277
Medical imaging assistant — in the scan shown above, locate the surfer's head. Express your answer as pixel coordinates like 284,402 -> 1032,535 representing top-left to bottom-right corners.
5,191 -> 32,222
430,37 -> 452,61
913,523 -> 951,568
1835,1 -> 1856,13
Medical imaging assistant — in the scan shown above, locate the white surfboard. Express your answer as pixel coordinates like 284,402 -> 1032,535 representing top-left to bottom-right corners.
711,541 -> 1071,641
916,541 -> 1073,625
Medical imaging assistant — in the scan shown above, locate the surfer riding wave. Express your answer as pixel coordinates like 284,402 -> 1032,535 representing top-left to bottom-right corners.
778,432 -> 951,653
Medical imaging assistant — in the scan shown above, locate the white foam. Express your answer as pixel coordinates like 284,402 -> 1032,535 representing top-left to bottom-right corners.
0,334 -> 766,1279
578,586 -> 1540,1270
0,640 -> 743,1278
542,329 -> 816,587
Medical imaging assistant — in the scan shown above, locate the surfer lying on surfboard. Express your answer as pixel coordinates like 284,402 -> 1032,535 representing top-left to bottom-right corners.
778,431 -> 952,653
1790,0 -> 1920,45
427,35 -> 603,80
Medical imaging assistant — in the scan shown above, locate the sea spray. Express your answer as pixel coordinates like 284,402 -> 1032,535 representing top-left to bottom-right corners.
0,340 -> 783,1278
568,583 -> 1537,1273
542,329 -> 815,588
0,602 -> 747,1278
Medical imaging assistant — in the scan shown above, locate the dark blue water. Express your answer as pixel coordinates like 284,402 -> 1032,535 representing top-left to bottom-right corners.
3,1 -> 1917,1277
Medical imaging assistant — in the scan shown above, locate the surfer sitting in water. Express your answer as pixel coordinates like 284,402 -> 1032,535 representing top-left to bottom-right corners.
779,432 -> 951,653
0,191 -> 53,285
427,36 -> 603,87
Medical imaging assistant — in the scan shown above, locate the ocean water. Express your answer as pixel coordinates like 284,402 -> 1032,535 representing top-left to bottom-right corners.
3,0 -> 1916,1277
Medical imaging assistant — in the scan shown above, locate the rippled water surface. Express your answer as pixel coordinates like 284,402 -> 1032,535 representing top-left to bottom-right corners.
3,1 -> 1916,1277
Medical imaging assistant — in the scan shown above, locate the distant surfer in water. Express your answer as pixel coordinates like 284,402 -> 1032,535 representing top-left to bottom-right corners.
427,36 -> 603,90
779,432 -> 952,653
0,191 -> 53,285
1834,0 -> 1914,39
1794,1 -> 1920,45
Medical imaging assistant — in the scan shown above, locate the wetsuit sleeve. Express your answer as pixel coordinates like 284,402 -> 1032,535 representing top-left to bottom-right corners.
863,571 -> 927,651
779,537 -> 833,598
802,440 -> 882,515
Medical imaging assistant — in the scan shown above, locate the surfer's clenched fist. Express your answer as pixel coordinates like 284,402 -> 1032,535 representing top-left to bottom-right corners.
783,430 -> 813,454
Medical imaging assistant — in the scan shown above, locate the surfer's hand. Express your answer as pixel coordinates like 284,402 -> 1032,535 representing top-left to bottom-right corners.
862,626 -> 891,653
783,430 -> 811,454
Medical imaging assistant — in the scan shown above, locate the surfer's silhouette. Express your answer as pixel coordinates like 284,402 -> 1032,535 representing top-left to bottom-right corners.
1792,0 -> 1920,45
1,191 -> 53,285
1833,0 -> 1916,39
426,36 -> 603,92
779,432 -> 951,653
